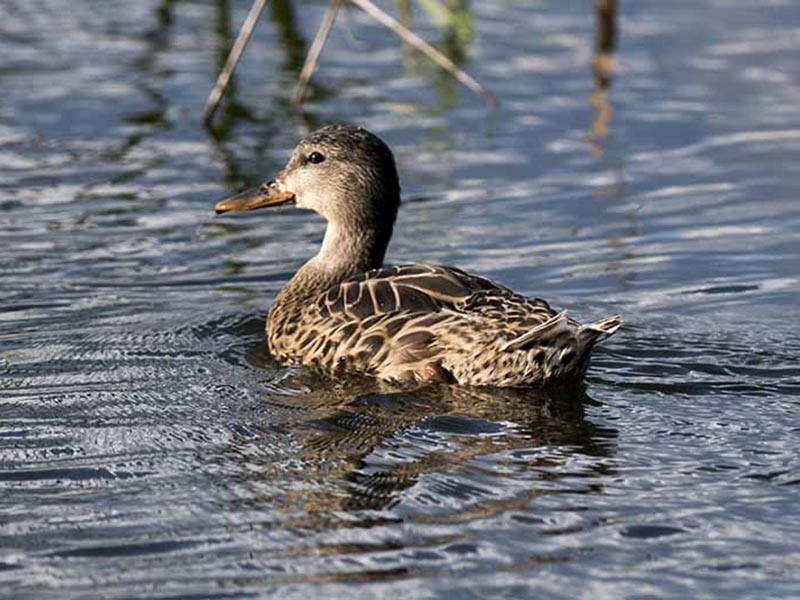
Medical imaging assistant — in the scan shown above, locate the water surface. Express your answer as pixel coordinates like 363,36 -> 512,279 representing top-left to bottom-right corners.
1,0 -> 799,597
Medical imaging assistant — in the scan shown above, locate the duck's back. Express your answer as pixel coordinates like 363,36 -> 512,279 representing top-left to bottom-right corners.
268,264 -> 621,387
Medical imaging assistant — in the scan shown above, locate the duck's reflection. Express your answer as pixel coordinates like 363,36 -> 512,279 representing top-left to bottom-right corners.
241,340 -> 617,516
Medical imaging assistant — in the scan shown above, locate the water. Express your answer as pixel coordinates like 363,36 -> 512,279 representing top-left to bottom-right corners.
1,0 -> 798,597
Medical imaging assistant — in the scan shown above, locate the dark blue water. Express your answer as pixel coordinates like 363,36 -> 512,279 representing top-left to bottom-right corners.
1,1 -> 799,597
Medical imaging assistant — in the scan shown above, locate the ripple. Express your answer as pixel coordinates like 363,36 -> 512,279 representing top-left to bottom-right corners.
619,524 -> 687,539
2,0 -> 799,596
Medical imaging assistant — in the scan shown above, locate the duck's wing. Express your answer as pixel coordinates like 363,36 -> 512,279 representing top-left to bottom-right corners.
315,264 -> 552,324
299,264 -> 619,386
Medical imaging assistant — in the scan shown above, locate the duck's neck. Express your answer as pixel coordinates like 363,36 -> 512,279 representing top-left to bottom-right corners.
273,217 -> 393,312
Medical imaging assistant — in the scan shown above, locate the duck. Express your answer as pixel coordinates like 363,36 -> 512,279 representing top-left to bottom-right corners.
214,124 -> 622,387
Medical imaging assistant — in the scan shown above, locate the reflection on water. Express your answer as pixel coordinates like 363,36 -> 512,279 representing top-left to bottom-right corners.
1,0 -> 799,597
242,347 -> 613,515
588,0 -> 615,140
411,0 -> 476,109
269,0 -> 308,75
584,0 -> 622,199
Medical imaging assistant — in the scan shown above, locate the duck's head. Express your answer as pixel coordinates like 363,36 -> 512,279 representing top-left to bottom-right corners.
215,124 -> 401,240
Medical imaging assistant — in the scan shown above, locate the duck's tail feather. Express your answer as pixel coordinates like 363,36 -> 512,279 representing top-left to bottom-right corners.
501,312 -> 623,353
577,314 -> 623,345
500,311 -> 570,352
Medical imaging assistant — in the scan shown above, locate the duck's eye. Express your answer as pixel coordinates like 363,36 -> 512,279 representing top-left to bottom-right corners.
308,151 -> 325,164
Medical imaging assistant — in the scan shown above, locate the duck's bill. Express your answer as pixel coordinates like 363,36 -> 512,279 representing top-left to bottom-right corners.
214,186 -> 296,214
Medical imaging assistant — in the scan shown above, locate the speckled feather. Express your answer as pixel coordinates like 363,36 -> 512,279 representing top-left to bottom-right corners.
218,123 -> 622,387
268,263 -> 622,387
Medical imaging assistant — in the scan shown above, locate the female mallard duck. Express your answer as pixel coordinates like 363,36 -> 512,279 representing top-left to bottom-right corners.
215,124 -> 621,387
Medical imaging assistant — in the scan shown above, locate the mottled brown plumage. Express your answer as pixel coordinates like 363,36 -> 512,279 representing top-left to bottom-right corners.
215,124 -> 622,387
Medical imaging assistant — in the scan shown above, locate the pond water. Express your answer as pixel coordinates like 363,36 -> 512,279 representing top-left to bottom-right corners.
1,0 -> 799,597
